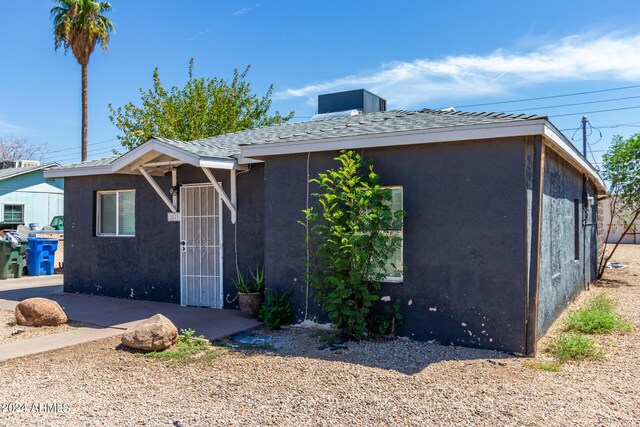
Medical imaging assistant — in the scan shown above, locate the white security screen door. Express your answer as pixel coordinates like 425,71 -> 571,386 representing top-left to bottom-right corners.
180,184 -> 223,308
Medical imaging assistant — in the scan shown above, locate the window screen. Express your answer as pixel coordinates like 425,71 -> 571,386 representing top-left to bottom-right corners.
118,191 -> 136,235
98,190 -> 135,236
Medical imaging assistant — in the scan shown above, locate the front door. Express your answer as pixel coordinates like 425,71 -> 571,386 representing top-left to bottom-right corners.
180,184 -> 223,308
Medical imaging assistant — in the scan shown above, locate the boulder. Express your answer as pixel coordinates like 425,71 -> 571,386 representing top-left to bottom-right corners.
121,314 -> 178,351
15,298 -> 68,326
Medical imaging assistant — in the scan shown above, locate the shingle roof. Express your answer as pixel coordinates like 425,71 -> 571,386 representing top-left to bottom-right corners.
58,156 -> 119,170
152,136 -> 238,159
190,109 -> 546,155
55,109 -> 546,170
0,163 -> 59,181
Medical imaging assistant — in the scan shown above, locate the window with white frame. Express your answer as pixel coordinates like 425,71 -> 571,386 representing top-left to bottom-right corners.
382,186 -> 403,282
97,190 -> 135,236
3,204 -> 24,223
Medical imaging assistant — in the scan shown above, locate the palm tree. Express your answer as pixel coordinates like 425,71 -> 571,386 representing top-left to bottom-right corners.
51,0 -> 114,162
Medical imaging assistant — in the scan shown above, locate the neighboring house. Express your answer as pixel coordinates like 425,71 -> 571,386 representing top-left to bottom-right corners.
601,196 -> 639,244
45,90 -> 606,355
0,163 -> 64,229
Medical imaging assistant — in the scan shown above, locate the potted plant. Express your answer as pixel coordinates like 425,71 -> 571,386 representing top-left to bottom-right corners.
233,264 -> 264,318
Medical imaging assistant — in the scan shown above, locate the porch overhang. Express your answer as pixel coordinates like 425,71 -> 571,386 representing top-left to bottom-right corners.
44,137 -> 245,223
121,139 -> 242,224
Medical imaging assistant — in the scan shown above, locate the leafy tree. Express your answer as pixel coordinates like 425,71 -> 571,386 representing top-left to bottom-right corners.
303,151 -> 405,337
598,133 -> 640,278
108,59 -> 294,151
51,0 -> 114,161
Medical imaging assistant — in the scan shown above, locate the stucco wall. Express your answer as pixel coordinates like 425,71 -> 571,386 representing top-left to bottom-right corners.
63,164 -> 264,308
263,138 -> 530,353
537,149 -> 599,335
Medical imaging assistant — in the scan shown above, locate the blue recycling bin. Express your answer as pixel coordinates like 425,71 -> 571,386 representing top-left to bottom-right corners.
26,237 -> 59,276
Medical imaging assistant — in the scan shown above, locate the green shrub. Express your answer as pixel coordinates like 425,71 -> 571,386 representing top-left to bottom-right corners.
142,329 -> 222,364
523,360 -> 562,372
565,293 -> 632,334
545,333 -> 604,363
259,290 -> 293,330
303,150 -> 405,338
370,298 -> 404,336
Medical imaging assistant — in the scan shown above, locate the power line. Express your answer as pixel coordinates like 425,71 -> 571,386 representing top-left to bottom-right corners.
550,105 -> 640,118
46,138 -> 119,155
499,95 -> 640,114
447,84 -> 640,109
560,122 -> 640,131
49,147 -> 116,162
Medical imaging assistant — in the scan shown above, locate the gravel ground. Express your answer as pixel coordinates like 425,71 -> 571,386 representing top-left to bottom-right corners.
0,309 -> 81,345
1,246 -> 639,426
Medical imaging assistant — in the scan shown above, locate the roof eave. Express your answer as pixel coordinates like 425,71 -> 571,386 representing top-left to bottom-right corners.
44,164 -> 113,178
2,163 -> 60,181
43,139 -> 242,178
542,122 -> 607,193
238,119 -> 606,193
239,119 -> 548,157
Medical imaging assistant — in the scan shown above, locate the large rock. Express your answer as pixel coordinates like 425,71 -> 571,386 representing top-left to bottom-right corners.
121,314 -> 178,351
15,298 -> 68,326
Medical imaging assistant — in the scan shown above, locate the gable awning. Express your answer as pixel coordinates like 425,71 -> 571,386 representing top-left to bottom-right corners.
44,137 -> 244,224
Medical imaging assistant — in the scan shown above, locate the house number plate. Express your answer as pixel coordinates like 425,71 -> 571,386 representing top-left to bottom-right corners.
167,212 -> 181,222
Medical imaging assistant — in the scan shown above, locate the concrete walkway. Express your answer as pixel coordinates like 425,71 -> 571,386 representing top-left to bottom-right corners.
0,275 -> 261,362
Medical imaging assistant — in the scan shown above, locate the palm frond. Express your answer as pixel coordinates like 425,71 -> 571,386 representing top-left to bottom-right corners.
50,0 -> 114,61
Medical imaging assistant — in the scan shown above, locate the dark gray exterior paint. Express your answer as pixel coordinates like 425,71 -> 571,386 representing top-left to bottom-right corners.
537,149 -> 598,335
63,134 -> 599,354
63,164 -> 264,309
264,138 -> 530,353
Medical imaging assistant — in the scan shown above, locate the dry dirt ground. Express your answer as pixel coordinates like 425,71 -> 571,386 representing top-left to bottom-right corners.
1,246 -> 639,426
0,309 -> 81,345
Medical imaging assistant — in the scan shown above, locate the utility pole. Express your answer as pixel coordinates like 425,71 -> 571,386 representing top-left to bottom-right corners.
582,115 -> 588,157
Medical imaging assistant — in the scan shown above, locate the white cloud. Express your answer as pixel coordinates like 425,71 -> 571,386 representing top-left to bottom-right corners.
232,7 -> 251,16
276,32 -> 640,108
0,118 -> 28,135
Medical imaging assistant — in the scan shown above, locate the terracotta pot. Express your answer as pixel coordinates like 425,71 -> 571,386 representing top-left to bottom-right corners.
238,292 -> 263,318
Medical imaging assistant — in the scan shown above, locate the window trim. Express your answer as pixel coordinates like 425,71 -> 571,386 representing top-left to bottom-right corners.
96,190 -> 136,237
2,202 -> 25,224
381,185 -> 404,283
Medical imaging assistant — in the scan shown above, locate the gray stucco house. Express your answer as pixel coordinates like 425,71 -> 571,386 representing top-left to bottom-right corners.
45,91 -> 605,355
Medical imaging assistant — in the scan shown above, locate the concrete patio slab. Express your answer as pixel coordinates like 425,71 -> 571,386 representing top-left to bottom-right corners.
1,293 -> 261,341
0,275 -> 261,362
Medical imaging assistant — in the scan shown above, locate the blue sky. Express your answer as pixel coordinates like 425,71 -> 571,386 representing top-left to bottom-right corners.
1,1 -> 640,167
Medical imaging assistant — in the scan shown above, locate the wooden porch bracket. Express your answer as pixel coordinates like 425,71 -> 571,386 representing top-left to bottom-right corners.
202,167 -> 237,224
139,167 -> 177,213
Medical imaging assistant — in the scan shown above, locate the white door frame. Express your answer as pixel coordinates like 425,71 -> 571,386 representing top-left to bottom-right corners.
179,183 -> 224,308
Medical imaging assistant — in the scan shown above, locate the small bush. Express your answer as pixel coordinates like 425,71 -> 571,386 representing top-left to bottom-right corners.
565,293 -> 632,334
258,290 -> 293,330
142,329 -> 222,364
370,298 -> 404,336
545,333 -> 604,363
523,360 -> 561,372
